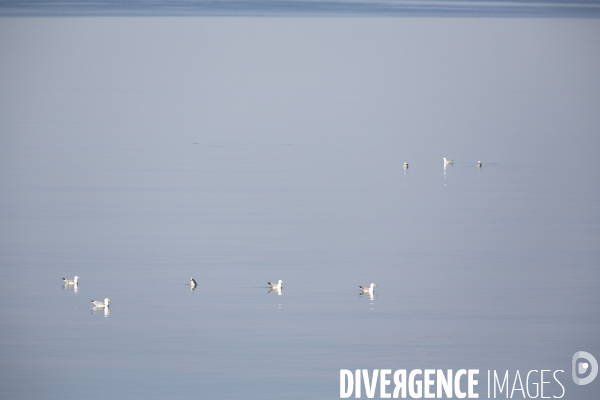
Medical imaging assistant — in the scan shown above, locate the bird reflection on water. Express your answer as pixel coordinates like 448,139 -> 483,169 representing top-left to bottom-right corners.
63,283 -> 79,294
92,306 -> 111,317
268,287 -> 282,296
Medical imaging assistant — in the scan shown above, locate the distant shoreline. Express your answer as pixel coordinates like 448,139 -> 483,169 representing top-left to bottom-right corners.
2,0 -> 600,18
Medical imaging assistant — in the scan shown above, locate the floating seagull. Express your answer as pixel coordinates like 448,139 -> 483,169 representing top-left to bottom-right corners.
268,280 -> 283,290
443,158 -> 453,165
359,283 -> 377,294
190,277 -> 197,290
403,162 -> 409,169
91,298 -> 111,308
63,276 -> 80,285
477,161 -> 482,168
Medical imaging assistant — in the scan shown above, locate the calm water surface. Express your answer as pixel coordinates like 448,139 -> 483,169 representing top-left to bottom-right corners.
0,18 -> 599,400
2,0 -> 600,17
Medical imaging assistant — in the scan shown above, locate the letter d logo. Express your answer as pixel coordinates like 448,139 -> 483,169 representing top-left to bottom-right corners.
572,351 -> 598,385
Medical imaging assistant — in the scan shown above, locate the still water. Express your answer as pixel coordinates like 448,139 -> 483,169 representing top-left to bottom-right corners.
0,17 -> 599,400
2,0 -> 600,17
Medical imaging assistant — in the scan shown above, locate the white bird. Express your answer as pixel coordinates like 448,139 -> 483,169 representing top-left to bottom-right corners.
91,298 -> 111,308
190,277 -> 197,290
63,276 -> 80,285
359,283 -> 377,293
477,161 -> 482,168
268,280 -> 283,290
443,158 -> 453,165
403,162 -> 409,169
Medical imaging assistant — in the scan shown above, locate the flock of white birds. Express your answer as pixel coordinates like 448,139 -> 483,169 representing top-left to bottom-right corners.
62,275 -> 379,306
402,158 -> 482,169
61,158 -> 480,309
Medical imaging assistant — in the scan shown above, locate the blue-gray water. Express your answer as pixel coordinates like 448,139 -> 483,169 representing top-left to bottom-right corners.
1,17 -> 599,399
2,0 -> 600,17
